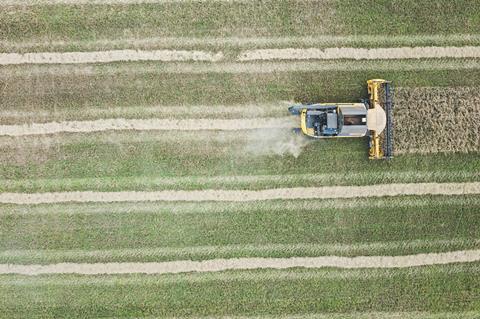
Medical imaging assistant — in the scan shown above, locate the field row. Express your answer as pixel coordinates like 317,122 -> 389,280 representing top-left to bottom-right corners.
1,131 -> 479,185
1,0 -> 479,317
0,86 -> 479,155
1,0 -> 480,47
1,195 -> 479,262
1,264 -> 479,317
2,61 -> 479,117
0,59 -> 479,162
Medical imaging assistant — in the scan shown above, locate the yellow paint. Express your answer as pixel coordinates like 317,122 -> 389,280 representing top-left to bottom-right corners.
300,109 -> 315,137
367,79 -> 388,159
294,79 -> 390,159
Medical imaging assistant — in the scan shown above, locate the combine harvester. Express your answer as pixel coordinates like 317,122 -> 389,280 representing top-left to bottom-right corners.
289,79 -> 394,160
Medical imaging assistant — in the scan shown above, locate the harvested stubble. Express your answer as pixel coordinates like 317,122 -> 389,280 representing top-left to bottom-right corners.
394,87 -> 480,154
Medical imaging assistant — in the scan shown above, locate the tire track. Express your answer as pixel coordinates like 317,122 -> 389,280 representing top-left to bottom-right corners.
1,182 -> 479,204
0,117 -> 294,136
1,250 -> 479,275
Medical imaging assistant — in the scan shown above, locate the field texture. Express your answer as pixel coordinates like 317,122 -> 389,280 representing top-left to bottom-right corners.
1,0 -> 480,318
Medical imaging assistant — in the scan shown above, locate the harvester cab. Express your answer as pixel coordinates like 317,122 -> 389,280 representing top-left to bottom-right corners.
288,79 -> 394,160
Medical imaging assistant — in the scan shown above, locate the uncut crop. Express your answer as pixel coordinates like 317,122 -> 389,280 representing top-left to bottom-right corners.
394,87 -> 480,154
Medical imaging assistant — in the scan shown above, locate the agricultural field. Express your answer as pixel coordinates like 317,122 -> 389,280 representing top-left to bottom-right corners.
0,0 -> 480,318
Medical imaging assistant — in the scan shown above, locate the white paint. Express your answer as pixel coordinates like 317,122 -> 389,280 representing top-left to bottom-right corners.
1,182 -> 479,204
1,250 -> 479,275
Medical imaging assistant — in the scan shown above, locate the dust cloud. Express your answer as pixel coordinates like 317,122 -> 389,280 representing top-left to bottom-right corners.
243,127 -> 313,158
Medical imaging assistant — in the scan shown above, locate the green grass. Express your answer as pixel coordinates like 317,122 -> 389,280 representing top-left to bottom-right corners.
0,1 -> 335,42
1,195 -> 479,263
1,0 -> 479,45
338,0 -> 480,35
1,238 -> 479,265
1,1 -> 479,316
1,264 -> 479,318
1,130 -> 479,184
2,170 -> 480,193
4,35 -> 480,54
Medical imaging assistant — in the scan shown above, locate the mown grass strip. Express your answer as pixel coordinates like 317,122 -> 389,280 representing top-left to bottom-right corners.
0,117 -> 294,137
0,49 -> 224,65
238,47 -> 480,61
1,183 -> 479,204
3,264 -> 479,285
2,60 -> 480,78
2,194 -> 477,215
3,47 -> 480,66
1,264 -> 479,317
3,250 -> 480,276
